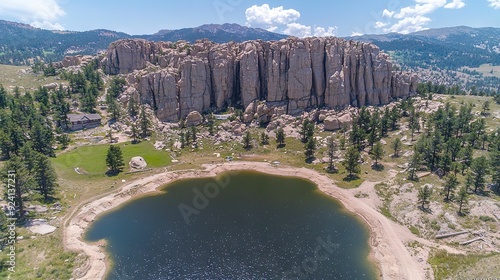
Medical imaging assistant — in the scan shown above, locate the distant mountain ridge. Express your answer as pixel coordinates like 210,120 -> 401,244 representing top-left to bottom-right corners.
0,20 -> 286,65
350,26 -> 500,91
351,26 -> 500,69
149,23 -> 287,43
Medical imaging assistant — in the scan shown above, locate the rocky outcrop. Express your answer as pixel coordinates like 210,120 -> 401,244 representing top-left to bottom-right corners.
54,55 -> 95,69
101,37 -> 418,122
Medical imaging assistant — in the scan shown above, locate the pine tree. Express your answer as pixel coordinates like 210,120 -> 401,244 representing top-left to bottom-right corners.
106,145 -> 124,174
20,143 -> 38,171
130,122 -> 139,143
30,120 -> 55,157
392,137 -> 402,157
191,126 -> 197,143
339,136 -> 346,150
139,106 -> 152,139
470,156 -> 489,193
367,129 -> 378,151
460,145 -> 474,174
108,77 -> 126,99
208,122 -> 215,136
439,152 -> 452,176
260,132 -> 269,145
371,141 -> 385,167
380,108 -> 390,137
276,127 -> 285,147
57,134 -> 71,149
185,129 -> 191,145
327,137 -> 337,172
418,185 -> 432,210
34,154 -> 58,201
108,100 -> 121,121
0,84 -> 7,108
457,186 -> 469,215
243,131 -> 252,150
304,137 -> 316,162
491,149 -> 500,193
408,151 -> 421,181
482,100 -> 490,115
442,174 -> 458,201
389,106 -> 401,131
179,131 -> 186,149
343,146 -> 360,178
128,95 -> 139,118
409,107 -> 420,141
350,121 -> 366,151
465,170 -> 474,193
81,84 -> 98,113
300,119 -> 315,143
2,155 -> 34,219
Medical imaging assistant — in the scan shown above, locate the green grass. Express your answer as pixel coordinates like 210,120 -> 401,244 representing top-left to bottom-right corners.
440,94 -> 500,129
0,227 -> 81,280
0,64 -> 60,91
52,141 -> 172,179
428,250 -> 496,280
463,63 -> 500,78
409,225 -> 420,236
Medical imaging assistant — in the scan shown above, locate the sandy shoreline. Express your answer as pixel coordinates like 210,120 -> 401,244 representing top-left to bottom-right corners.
63,162 -> 426,280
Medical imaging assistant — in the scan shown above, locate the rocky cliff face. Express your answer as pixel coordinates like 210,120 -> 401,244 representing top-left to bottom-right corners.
101,38 -> 418,122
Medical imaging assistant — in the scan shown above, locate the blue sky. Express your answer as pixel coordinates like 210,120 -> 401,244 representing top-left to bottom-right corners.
0,0 -> 498,36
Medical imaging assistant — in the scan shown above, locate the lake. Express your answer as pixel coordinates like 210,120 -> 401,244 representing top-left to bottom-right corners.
85,170 -> 377,279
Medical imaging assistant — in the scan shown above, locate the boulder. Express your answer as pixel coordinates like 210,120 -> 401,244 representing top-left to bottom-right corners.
185,111 -> 203,127
44,83 -> 59,90
338,114 -> 352,129
324,116 -> 340,131
129,156 -> 147,170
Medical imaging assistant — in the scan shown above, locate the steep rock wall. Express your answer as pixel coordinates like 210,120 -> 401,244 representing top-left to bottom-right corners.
101,38 -> 418,122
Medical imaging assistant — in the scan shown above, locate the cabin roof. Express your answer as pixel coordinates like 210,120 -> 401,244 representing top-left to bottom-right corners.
67,113 -> 101,123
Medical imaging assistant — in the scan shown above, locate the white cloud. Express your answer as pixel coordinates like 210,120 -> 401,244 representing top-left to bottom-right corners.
283,23 -> 312,37
246,4 -> 337,38
375,21 -> 388,29
444,0 -> 466,9
385,15 -> 432,34
382,9 -> 395,18
351,31 -> 363,37
0,0 -> 65,30
376,0 -> 465,34
394,0 -> 447,19
488,0 -> 500,9
313,26 -> 338,37
245,4 -> 300,29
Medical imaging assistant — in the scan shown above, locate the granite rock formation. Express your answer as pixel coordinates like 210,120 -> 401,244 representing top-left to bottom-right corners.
101,38 -> 418,122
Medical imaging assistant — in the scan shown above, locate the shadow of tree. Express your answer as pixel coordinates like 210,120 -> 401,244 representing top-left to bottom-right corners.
305,157 -> 315,164
326,167 -> 338,174
105,170 -> 122,177
371,163 -> 385,171
418,205 -> 433,214
343,174 -> 360,182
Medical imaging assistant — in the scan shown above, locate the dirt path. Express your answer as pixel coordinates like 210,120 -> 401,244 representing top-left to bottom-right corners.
64,162 -> 428,280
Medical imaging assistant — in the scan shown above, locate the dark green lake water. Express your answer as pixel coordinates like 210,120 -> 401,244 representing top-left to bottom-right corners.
85,171 -> 376,279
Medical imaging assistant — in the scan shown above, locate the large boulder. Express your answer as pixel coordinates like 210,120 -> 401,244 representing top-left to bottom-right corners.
338,113 -> 352,129
324,116 -> 340,131
185,111 -> 203,127
129,156 -> 147,170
